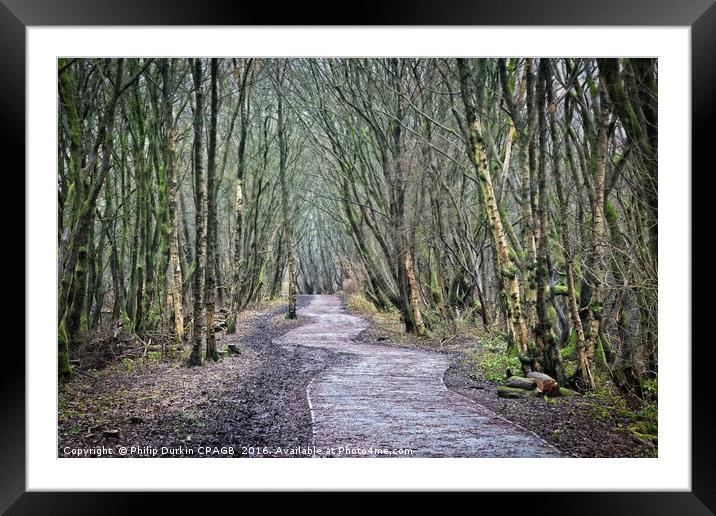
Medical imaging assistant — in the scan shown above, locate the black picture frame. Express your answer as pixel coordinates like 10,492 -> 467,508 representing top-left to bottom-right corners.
4,0 -> 710,512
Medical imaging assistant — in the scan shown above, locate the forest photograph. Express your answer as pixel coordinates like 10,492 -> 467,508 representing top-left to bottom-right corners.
57,57 -> 658,459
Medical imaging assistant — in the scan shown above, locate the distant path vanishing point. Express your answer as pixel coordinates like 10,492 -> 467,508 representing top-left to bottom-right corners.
275,294 -> 561,458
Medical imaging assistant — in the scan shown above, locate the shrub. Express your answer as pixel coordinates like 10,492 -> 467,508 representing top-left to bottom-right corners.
341,278 -> 358,294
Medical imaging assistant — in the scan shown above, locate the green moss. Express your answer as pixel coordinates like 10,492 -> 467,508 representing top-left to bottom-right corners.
547,305 -> 557,327
258,262 -> 266,285
79,310 -> 89,332
497,386 -> 534,399
430,269 -> 441,300
563,360 -> 576,379
632,419 -> 657,436
527,342 -> 540,359
561,331 -> 576,358
122,311 -> 133,330
551,284 -> 569,296
58,319 -> 72,380
632,432 -> 657,445
501,266 -> 517,280
559,387 -> 579,397
595,335 -> 608,369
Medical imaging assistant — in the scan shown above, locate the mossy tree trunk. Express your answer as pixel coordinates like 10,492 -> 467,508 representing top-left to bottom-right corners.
457,58 -> 531,356
205,58 -> 219,362
577,79 -> 611,391
534,59 -> 564,383
188,58 -> 206,367
549,70 -> 588,387
160,59 -> 185,347
500,58 -> 539,334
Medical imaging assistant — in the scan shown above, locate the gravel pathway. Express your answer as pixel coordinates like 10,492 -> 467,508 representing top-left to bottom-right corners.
276,295 -> 561,458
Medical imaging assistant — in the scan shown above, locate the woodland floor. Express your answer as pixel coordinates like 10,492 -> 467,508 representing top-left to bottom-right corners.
59,296 -> 344,457
58,294 -> 656,458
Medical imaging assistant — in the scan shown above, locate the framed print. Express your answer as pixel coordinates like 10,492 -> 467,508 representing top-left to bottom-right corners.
5,0 -> 711,512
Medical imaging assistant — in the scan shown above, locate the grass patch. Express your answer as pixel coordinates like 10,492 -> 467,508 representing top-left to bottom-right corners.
344,293 -> 378,315
461,335 -> 520,383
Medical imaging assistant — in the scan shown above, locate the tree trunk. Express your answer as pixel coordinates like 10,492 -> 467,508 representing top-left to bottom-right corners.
230,59 -> 253,332
534,59 -> 564,383
161,59 -> 185,347
188,58 -> 206,367
277,66 -> 297,319
457,58 -> 531,356
205,58 -> 219,362
578,80 -> 610,390
404,248 -> 426,335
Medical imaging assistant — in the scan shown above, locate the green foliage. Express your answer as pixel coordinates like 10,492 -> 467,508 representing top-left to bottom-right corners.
605,201 -> 618,225
641,377 -> 658,402
147,304 -> 162,330
121,357 -> 136,372
182,259 -> 197,286
507,58 -> 517,92
421,307 -> 443,333
464,335 -> 521,383
122,311 -> 133,331
226,317 -> 236,334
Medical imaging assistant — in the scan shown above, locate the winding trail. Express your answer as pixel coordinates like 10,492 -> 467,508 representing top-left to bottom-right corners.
275,295 -> 561,457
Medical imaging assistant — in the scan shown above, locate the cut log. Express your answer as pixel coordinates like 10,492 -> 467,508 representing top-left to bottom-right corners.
534,379 -> 561,397
102,429 -> 120,438
526,371 -> 556,382
227,343 -> 240,355
506,376 -> 537,390
497,386 -> 536,399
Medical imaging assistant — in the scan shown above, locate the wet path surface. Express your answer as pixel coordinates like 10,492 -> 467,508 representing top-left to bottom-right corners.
275,295 -> 561,457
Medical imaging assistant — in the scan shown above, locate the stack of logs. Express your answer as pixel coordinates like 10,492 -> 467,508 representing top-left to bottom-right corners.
498,371 -> 561,399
